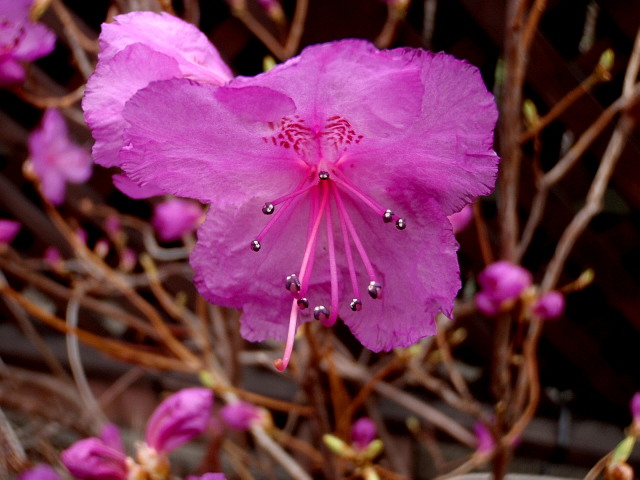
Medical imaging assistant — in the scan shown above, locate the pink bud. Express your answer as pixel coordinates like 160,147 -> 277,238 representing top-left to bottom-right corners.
0,219 -> 20,244
630,392 -> 640,422
476,261 -> 532,316
43,246 -> 63,270
17,465 -> 62,480
532,291 -> 565,320
152,198 -> 203,242
145,388 -> 213,453
61,437 -> 128,480
473,421 -> 495,454
220,401 -> 262,431
351,417 -> 377,450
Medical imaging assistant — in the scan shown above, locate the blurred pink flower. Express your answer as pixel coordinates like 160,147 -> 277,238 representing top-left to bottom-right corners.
0,219 -> 20,244
532,290 -> 565,320
114,38 -> 498,370
448,204 -> 474,234
152,198 -> 204,242
351,417 -> 377,450
17,465 -> 61,480
28,109 -> 92,205
475,261 -> 532,316
220,401 -> 262,431
0,0 -> 55,84
82,11 -> 233,198
474,421 -> 494,454
61,436 -> 127,480
145,388 -> 213,453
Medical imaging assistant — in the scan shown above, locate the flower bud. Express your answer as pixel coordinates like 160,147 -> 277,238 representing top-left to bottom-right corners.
476,261 -> 532,316
152,198 -> 204,242
351,417 -> 377,451
532,291 -> 565,320
0,219 -> 20,245
474,421 -> 495,454
220,401 -> 263,431
145,388 -> 213,453
61,437 -> 128,480
17,465 -> 62,480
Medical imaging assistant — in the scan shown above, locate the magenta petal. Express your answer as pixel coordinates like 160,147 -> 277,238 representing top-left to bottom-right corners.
99,11 -> 232,85
83,43 -> 183,168
61,437 -> 127,480
145,388 -> 213,453
17,465 -> 62,480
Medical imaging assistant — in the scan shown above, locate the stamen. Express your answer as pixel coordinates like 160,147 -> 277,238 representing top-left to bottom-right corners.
336,186 -> 362,303
318,171 -> 330,180
262,203 -> 275,215
383,209 -> 394,223
270,181 -> 317,208
298,182 -> 330,296
350,298 -> 363,311
297,297 -> 309,309
324,194 -> 339,327
250,240 -> 261,252
332,170 -> 391,219
274,298 -> 298,372
396,218 -> 406,230
285,273 -> 301,294
333,187 -> 378,283
368,281 -> 383,299
313,305 -> 329,322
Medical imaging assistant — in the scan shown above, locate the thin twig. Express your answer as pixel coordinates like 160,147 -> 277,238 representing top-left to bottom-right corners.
284,0 -> 309,58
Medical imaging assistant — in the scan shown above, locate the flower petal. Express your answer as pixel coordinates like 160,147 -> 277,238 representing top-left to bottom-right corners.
120,78 -> 300,204
99,11 -> 232,85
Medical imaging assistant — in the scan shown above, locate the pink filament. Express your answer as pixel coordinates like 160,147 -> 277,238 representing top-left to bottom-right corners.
333,186 -> 377,282
332,170 -> 388,218
274,298 -> 299,371
324,192 -> 339,327
271,180 -> 317,207
298,182 -> 329,296
336,186 -> 361,300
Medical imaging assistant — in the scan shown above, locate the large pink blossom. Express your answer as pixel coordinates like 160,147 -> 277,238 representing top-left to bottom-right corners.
82,11 -> 233,198
0,0 -> 56,84
87,34 -> 499,367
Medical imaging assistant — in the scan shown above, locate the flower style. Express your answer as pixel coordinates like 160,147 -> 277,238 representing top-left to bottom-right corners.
27,109 -> 92,205
0,0 -> 55,85
0,219 -> 20,244
82,11 -> 233,198
152,197 -> 204,242
475,261 -> 532,316
87,37 -> 499,368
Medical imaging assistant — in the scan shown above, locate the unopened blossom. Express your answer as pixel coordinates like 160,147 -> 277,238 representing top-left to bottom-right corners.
145,388 -> 213,454
93,39 -> 499,368
82,11 -> 233,198
351,417 -> 377,450
476,261 -> 532,316
0,0 -> 55,84
220,401 -> 262,431
61,436 -> 128,480
17,465 -> 62,480
27,109 -> 92,205
448,204 -> 473,234
152,198 -> 204,242
0,219 -> 20,244
473,421 -> 494,454
531,290 -> 565,320
256,0 -> 285,23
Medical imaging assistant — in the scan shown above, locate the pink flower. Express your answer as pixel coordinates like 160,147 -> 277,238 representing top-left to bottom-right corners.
17,465 -> 61,480
27,109 -> 92,205
61,437 -> 128,480
94,39 -> 499,368
475,261 -> 532,316
0,0 -> 55,84
145,388 -> 213,453
152,198 -> 204,242
0,219 -> 20,244
82,11 -> 233,198
448,204 -> 474,234
351,417 -> 377,450
532,290 -> 565,320
220,401 -> 262,431
474,421 -> 494,454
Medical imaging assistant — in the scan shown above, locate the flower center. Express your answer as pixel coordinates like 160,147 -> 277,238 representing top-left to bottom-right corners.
252,115 -> 407,370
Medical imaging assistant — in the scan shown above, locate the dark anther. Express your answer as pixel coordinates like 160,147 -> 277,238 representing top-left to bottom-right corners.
395,218 -> 406,230
349,298 -> 363,312
383,209 -> 394,223
318,171 -> 330,180
368,281 -> 382,299
285,274 -> 301,293
262,202 -> 275,215
250,240 -> 261,252
313,305 -> 329,321
297,297 -> 309,310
